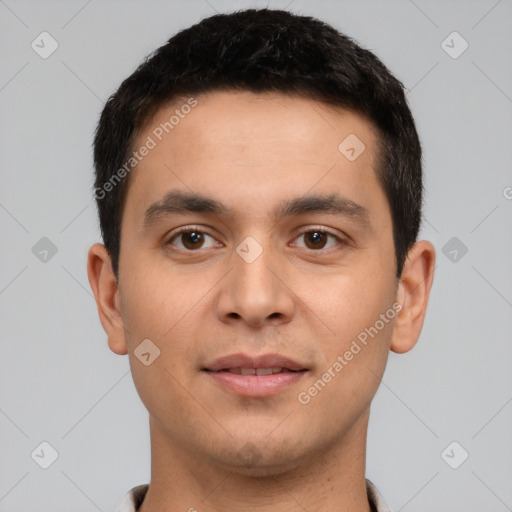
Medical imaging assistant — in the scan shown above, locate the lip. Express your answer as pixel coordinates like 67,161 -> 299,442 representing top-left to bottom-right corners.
202,352 -> 308,398
204,353 -> 307,372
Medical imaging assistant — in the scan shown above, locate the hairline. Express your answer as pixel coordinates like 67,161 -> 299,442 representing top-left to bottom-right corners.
120,86 -> 389,219
112,87 -> 398,279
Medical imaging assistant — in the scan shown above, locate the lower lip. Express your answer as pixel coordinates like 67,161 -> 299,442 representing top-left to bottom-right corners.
204,370 -> 307,397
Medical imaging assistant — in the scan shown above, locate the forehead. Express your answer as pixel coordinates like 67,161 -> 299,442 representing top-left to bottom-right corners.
124,90 -> 386,223
142,90 -> 377,162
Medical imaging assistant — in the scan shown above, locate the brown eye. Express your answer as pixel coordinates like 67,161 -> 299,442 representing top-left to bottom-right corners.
167,229 -> 219,251
292,229 -> 343,251
181,231 -> 204,249
304,231 -> 328,249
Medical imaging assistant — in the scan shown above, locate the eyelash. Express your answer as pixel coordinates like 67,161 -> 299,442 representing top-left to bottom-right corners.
165,225 -> 346,252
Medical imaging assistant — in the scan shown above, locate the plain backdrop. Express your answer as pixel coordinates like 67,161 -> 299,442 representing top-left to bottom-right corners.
1,1 -> 511,511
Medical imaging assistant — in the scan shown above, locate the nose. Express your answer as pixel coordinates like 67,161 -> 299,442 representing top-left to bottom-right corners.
215,243 -> 295,329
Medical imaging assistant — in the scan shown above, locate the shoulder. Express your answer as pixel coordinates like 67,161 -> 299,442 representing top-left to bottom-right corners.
366,479 -> 392,512
116,484 -> 149,512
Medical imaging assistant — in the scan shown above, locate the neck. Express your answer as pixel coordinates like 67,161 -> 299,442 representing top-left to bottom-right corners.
139,410 -> 372,512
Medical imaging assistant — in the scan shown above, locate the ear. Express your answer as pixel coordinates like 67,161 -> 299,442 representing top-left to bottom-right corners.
87,243 -> 128,355
390,240 -> 436,354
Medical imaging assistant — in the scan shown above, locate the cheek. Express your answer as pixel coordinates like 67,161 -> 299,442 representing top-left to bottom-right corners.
293,275 -> 396,432
293,265 -> 396,344
120,262 -> 205,342
119,265 -> 220,384
294,268 -> 396,417
120,271 -> 210,420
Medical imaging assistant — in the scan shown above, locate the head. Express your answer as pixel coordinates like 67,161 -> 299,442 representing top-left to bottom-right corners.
93,8 -> 422,280
88,9 -> 435,475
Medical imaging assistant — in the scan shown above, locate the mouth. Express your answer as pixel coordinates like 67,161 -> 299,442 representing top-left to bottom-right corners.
203,352 -> 307,372
202,353 -> 309,397
205,367 -> 306,376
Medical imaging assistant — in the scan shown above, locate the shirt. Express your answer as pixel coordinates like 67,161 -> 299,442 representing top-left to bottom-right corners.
116,478 -> 391,511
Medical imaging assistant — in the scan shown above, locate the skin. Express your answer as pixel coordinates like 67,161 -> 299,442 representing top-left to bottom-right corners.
88,90 -> 435,512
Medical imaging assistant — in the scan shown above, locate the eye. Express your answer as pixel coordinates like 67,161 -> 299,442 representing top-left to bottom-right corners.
166,228 -> 220,251
292,229 -> 344,251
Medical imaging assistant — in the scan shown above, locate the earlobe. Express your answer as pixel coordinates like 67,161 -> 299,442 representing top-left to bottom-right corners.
390,240 -> 436,354
87,243 -> 128,355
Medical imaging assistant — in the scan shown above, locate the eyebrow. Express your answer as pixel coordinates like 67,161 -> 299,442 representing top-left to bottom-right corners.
143,190 -> 229,227
143,189 -> 372,230
273,194 -> 372,229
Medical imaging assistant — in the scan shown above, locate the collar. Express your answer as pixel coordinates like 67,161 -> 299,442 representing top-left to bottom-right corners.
116,478 -> 391,511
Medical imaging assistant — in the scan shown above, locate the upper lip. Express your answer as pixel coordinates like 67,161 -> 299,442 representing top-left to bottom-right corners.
204,353 -> 307,372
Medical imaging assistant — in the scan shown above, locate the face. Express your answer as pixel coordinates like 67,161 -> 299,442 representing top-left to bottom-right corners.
107,91 -> 403,474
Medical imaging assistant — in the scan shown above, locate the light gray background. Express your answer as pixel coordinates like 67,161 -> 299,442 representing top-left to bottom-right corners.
1,0 -> 511,511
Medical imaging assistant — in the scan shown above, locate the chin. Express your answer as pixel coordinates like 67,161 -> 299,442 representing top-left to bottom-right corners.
210,438 -> 314,478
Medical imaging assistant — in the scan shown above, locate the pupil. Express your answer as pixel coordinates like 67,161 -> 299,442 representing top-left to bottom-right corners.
306,231 -> 326,249
184,231 -> 204,249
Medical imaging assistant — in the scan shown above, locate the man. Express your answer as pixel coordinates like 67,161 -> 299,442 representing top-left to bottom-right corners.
88,8 -> 435,512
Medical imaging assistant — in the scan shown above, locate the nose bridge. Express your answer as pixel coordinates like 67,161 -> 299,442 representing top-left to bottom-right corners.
236,241 -> 277,297
216,235 -> 295,326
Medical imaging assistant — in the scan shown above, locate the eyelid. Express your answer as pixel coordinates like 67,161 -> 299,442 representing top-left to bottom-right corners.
289,225 -> 348,249
164,224 -> 349,251
166,225 -> 223,247
291,224 -> 347,239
